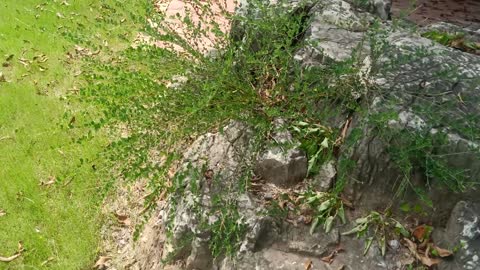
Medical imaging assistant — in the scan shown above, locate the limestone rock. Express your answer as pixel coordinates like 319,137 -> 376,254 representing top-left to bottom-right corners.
433,201 -> 480,270
255,118 -> 308,186
312,160 -> 336,192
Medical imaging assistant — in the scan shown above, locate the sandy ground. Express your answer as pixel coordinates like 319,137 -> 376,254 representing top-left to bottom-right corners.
392,0 -> 480,27
148,0 -> 237,54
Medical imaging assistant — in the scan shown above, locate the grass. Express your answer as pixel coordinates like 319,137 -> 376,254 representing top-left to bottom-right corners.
0,0 -> 146,269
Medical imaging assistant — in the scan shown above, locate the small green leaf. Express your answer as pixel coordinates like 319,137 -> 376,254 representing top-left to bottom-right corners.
394,221 -> 410,237
338,205 -> 346,224
380,235 -> 386,256
318,199 -> 331,212
320,137 -> 329,149
324,216 -> 334,233
399,202 -> 410,212
310,217 -> 320,235
355,217 -> 369,224
341,223 -> 366,236
363,237 -> 374,255
291,126 -> 301,133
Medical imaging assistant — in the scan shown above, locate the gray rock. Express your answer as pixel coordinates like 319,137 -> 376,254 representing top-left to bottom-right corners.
433,201 -> 480,270
312,160 -> 336,192
186,238 -> 212,270
255,118 -> 308,186
133,120 -> 260,269
294,0 -> 480,221
294,0 -> 372,65
420,22 -> 480,45
365,0 -> 391,20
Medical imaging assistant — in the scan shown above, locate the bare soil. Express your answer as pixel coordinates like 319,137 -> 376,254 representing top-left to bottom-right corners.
392,0 -> 480,27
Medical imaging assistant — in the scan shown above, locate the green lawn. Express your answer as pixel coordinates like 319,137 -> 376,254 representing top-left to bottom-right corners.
0,1 -> 145,269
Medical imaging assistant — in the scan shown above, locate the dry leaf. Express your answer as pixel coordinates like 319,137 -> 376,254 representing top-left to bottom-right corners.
18,58 -> 31,67
41,257 -> 55,266
404,238 -> 441,267
431,244 -> 453,257
115,213 -> 131,227
40,176 -> 56,186
412,225 -> 428,241
0,72 -> 5,82
94,256 -> 111,269
321,252 -> 335,264
0,209 -> 6,217
0,241 -> 24,262
304,259 -> 313,270
321,246 -> 344,264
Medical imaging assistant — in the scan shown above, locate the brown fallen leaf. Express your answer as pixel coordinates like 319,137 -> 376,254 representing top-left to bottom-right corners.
115,213 -> 131,227
0,136 -> 13,141
304,259 -> 313,270
412,225 -> 430,241
0,241 -> 24,263
40,176 -> 56,186
94,256 -> 111,270
18,58 -> 31,67
431,244 -> 453,257
321,246 -> 344,264
41,257 -> 55,266
404,238 -> 441,267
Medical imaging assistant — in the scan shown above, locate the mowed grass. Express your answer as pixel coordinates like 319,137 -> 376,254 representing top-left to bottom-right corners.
0,1 -> 145,269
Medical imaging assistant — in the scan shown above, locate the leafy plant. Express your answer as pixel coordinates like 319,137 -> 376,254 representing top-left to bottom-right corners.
342,211 -> 410,256
298,190 -> 346,234
291,121 -> 335,175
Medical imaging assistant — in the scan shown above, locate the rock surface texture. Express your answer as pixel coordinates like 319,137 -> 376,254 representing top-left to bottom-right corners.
433,201 -> 480,270
255,118 -> 308,187
104,0 -> 480,269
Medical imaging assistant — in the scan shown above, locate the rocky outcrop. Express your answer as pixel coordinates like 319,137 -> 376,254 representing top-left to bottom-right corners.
255,118 -> 308,187
132,120 -> 413,270
118,0 -> 480,269
293,0 -> 480,224
433,201 -> 480,270
134,120 -> 260,269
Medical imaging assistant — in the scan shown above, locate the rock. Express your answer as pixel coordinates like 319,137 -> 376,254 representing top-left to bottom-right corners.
420,22 -> 480,45
312,160 -> 336,192
166,74 -> 188,89
388,239 -> 400,250
294,0 -> 372,64
185,238 -> 212,270
134,120 -> 260,269
293,0 -> 480,222
433,201 -> 480,270
367,0 -> 392,20
255,118 -> 308,186
344,29 -> 480,221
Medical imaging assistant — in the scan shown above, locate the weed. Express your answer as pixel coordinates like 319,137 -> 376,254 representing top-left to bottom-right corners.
298,190 -> 346,234
342,211 -> 410,256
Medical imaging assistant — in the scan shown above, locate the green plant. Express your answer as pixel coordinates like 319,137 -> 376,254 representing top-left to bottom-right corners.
208,198 -> 248,258
342,211 -> 410,256
298,190 -> 346,234
291,121 -> 334,175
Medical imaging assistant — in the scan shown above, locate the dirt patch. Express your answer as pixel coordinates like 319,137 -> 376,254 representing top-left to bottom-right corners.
392,0 -> 480,27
